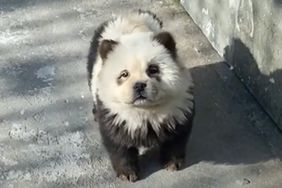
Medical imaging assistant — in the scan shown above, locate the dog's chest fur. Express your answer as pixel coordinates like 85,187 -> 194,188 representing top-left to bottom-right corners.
96,98 -> 193,148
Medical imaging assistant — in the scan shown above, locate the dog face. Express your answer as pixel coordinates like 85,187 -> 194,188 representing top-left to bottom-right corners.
97,32 -> 184,109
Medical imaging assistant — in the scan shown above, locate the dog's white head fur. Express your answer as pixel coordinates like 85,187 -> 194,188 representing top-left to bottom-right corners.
98,32 -> 183,107
92,12 -> 193,138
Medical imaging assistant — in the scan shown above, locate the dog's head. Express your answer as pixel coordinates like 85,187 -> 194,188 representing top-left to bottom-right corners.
97,32 -> 185,109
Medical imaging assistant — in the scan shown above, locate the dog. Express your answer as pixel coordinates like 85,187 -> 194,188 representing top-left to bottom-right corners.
87,10 -> 194,182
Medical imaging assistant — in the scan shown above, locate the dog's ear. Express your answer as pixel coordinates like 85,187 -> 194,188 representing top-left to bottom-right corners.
153,32 -> 176,58
99,40 -> 118,61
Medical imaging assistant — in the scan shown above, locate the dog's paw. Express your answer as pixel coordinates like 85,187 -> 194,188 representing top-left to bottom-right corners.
164,159 -> 184,171
117,172 -> 138,182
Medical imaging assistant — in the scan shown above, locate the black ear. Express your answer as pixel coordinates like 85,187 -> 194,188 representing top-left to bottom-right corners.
153,32 -> 176,58
99,39 -> 118,60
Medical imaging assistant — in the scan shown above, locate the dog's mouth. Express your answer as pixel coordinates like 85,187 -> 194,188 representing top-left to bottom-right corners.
135,93 -> 147,100
132,94 -> 161,108
133,94 -> 148,103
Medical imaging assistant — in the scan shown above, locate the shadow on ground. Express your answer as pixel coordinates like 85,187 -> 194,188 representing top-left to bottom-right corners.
138,54 -> 282,179
224,38 -> 282,129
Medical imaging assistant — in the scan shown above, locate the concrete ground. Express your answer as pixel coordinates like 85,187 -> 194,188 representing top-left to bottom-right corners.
0,0 -> 282,187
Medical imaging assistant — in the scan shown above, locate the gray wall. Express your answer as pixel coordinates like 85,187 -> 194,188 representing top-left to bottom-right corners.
181,0 -> 282,129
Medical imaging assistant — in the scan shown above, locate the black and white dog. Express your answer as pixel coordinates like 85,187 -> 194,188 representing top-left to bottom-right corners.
87,10 -> 194,182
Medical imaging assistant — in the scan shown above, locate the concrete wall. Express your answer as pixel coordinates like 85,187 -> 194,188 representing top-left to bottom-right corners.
181,0 -> 282,129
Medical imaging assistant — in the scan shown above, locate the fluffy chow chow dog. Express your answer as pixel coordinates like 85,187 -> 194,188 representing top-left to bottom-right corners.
87,10 -> 194,182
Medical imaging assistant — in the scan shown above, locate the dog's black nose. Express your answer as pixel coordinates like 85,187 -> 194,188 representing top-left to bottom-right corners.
133,82 -> 147,92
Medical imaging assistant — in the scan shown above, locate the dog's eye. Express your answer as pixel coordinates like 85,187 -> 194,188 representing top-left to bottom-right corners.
119,70 -> 129,79
148,64 -> 159,75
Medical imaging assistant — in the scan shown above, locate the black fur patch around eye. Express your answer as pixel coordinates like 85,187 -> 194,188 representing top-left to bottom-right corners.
146,64 -> 159,74
155,76 -> 161,82
146,64 -> 161,81
99,39 -> 118,60
116,77 -> 124,86
153,32 -> 176,59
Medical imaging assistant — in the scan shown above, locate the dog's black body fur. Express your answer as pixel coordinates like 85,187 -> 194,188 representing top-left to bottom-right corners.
87,11 -> 194,182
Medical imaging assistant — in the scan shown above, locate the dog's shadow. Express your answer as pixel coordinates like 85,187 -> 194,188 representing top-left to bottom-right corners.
138,57 -> 282,179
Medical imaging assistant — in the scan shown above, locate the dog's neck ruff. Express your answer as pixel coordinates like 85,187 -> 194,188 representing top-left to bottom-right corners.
100,90 -> 194,139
